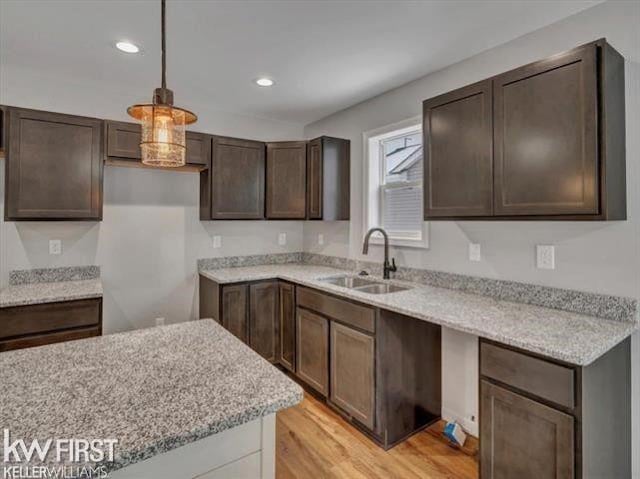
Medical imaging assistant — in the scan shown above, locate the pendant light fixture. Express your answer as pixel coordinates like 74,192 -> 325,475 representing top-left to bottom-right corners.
127,0 -> 196,167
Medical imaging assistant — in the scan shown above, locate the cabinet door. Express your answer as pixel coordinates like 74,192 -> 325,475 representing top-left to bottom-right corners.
6,108 -> 103,220
186,131 -> 211,166
210,136 -> 265,219
494,44 -> 598,216
105,120 -> 141,159
278,282 -> 296,372
423,80 -> 493,218
249,281 -> 279,362
330,321 -> 375,430
306,138 -> 322,219
266,141 -> 306,219
296,308 -> 329,396
480,380 -> 574,479
222,284 -> 248,343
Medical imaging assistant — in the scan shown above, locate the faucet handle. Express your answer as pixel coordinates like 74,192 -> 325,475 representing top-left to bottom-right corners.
389,258 -> 397,272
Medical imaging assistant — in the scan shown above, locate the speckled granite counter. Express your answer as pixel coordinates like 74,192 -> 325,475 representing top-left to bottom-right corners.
0,265 -> 103,308
0,278 -> 103,308
200,264 -> 638,366
0,319 -> 303,472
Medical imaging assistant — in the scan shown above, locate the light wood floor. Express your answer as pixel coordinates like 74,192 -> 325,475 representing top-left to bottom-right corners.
276,393 -> 479,479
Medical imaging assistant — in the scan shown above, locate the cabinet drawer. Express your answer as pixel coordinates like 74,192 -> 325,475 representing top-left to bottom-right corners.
0,326 -> 101,352
480,342 -> 575,409
297,287 -> 375,334
0,299 -> 101,340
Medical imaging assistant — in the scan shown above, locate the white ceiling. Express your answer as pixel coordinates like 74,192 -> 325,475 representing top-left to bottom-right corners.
0,0 -> 601,125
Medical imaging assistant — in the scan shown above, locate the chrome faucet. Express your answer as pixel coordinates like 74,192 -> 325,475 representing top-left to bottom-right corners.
362,227 -> 397,279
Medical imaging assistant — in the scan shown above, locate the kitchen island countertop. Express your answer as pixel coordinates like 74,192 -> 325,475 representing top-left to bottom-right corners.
0,319 -> 302,472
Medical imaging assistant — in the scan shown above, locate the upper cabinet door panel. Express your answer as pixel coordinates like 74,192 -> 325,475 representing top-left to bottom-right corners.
185,132 -> 211,166
494,45 -> 598,216
6,108 -> 103,220
266,141 -> 306,219
423,80 -> 493,218
210,136 -> 265,219
106,121 -> 141,159
306,139 -> 322,219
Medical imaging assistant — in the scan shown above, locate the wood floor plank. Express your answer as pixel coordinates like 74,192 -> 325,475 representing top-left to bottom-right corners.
277,393 -> 478,479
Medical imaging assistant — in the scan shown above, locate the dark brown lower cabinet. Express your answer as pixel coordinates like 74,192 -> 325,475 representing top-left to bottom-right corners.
330,321 -> 375,430
0,298 -> 102,352
296,307 -> 329,396
221,284 -> 248,343
249,281 -> 279,362
295,287 -> 441,448
200,276 -> 280,363
480,338 -> 631,479
480,380 -> 574,479
278,282 -> 296,372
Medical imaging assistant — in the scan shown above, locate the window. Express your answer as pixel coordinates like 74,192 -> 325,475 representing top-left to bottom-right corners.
364,118 -> 428,248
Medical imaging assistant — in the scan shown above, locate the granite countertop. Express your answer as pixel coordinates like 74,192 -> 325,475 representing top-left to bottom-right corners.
0,320 -> 302,472
200,264 -> 638,366
0,278 -> 103,308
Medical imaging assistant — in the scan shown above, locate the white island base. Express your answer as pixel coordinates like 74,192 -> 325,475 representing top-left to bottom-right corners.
110,414 -> 275,479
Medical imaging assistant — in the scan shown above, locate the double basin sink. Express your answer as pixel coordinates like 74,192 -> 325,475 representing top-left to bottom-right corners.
320,275 -> 410,295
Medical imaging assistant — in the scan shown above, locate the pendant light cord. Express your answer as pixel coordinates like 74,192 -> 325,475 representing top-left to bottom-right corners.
161,0 -> 166,89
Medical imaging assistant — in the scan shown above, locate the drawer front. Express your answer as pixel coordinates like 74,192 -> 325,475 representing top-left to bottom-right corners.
0,299 -> 101,340
480,342 -> 575,409
297,287 -> 375,334
0,326 -> 101,352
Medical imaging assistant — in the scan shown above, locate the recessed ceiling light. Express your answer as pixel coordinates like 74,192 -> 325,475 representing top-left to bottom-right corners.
116,41 -> 140,54
255,77 -> 274,87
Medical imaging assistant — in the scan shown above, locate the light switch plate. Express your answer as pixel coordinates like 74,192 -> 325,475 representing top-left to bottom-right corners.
468,243 -> 481,262
278,233 -> 287,246
212,235 -> 222,249
49,239 -> 62,255
318,234 -> 324,245
536,245 -> 555,270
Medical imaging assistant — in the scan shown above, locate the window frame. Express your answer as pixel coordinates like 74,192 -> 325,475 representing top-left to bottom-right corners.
362,116 -> 429,249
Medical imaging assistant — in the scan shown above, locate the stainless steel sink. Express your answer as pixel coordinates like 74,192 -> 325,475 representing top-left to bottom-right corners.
320,276 -> 411,295
355,283 -> 410,295
321,276 -> 379,289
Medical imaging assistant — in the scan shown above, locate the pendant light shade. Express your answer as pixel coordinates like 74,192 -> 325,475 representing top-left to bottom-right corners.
127,0 -> 197,167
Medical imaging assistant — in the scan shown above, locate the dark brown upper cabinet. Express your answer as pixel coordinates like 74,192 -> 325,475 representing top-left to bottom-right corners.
423,39 -> 626,221
423,80 -> 493,217
104,120 -> 210,167
306,136 -> 350,220
0,105 -> 6,157
200,135 -> 266,220
494,43 -> 600,217
266,141 -> 307,219
4,107 -> 103,220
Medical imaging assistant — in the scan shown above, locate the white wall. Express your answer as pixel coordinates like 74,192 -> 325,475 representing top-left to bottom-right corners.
303,0 -> 640,461
0,64 -> 305,334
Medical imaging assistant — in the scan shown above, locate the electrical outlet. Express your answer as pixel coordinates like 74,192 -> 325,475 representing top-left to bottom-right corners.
318,234 -> 324,245
212,235 -> 222,249
536,245 -> 555,270
49,239 -> 62,255
278,233 -> 287,246
468,243 -> 481,262
155,317 -> 166,327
